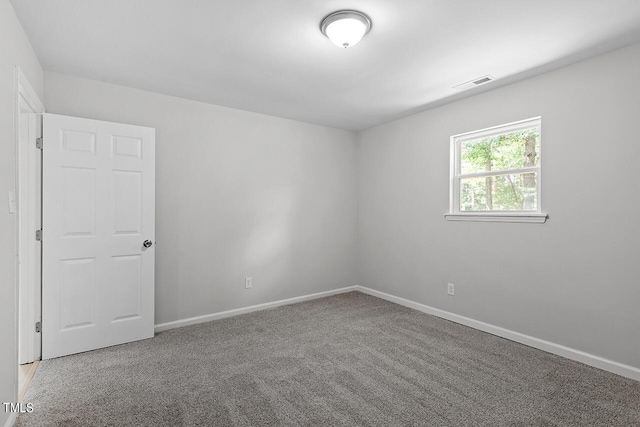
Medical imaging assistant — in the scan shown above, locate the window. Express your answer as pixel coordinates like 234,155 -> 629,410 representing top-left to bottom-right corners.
446,117 -> 547,223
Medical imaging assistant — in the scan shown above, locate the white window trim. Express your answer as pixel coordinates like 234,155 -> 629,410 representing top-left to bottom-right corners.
446,117 -> 548,223
444,212 -> 548,223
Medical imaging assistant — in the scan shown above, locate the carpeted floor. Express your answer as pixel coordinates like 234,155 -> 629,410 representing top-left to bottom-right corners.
17,292 -> 640,426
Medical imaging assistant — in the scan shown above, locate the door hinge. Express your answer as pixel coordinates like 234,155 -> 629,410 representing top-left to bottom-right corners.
35,322 -> 41,333
36,137 -> 43,149
35,229 -> 42,241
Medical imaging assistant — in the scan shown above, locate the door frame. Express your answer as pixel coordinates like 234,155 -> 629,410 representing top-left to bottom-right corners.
15,66 -> 45,366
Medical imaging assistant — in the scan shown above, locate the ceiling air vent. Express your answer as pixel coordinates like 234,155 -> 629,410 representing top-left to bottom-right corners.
453,75 -> 495,91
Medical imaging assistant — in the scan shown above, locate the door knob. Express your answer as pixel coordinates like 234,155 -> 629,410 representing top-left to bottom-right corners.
143,240 -> 153,248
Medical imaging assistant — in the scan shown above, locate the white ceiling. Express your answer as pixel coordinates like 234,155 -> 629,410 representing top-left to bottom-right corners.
11,0 -> 640,131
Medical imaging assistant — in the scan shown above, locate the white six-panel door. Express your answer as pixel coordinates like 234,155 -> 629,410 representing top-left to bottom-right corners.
42,114 -> 155,359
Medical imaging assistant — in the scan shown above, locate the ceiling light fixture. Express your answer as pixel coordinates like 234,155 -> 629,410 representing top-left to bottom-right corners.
320,10 -> 372,49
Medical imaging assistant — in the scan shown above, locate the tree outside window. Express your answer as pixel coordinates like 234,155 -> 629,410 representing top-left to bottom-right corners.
451,118 -> 541,213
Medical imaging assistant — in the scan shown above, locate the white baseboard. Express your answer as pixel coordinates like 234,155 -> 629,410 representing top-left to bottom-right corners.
155,286 -> 357,333
356,285 -> 640,382
3,412 -> 17,427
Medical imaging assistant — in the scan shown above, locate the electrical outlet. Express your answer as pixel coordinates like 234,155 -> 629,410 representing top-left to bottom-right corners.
447,283 -> 455,296
245,277 -> 252,289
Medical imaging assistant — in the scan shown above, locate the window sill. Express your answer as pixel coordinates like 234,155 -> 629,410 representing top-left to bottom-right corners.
444,212 -> 548,223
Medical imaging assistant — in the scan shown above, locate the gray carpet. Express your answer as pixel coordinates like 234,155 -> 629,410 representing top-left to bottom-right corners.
17,292 -> 640,426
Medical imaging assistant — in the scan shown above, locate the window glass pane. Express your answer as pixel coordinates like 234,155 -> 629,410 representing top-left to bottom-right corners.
460,127 -> 540,175
460,172 -> 537,211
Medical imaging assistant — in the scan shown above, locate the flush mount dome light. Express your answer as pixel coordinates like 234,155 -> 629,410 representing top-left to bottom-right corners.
320,10 -> 372,48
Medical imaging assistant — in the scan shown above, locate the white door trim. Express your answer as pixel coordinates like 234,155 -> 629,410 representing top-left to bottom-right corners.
15,66 -> 44,368
15,67 -> 44,114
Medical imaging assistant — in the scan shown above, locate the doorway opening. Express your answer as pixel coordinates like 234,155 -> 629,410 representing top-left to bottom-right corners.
15,67 -> 44,399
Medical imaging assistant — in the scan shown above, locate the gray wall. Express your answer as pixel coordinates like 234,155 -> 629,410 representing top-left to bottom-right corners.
44,72 -> 358,325
0,0 -> 43,424
357,42 -> 640,369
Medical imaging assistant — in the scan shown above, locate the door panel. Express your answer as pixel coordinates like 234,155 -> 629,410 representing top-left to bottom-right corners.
113,170 -> 142,234
111,255 -> 142,321
62,167 -> 96,236
60,258 -> 96,330
42,113 -> 155,359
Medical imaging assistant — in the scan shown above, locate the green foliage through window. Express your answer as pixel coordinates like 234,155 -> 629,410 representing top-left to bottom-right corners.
456,124 -> 540,212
